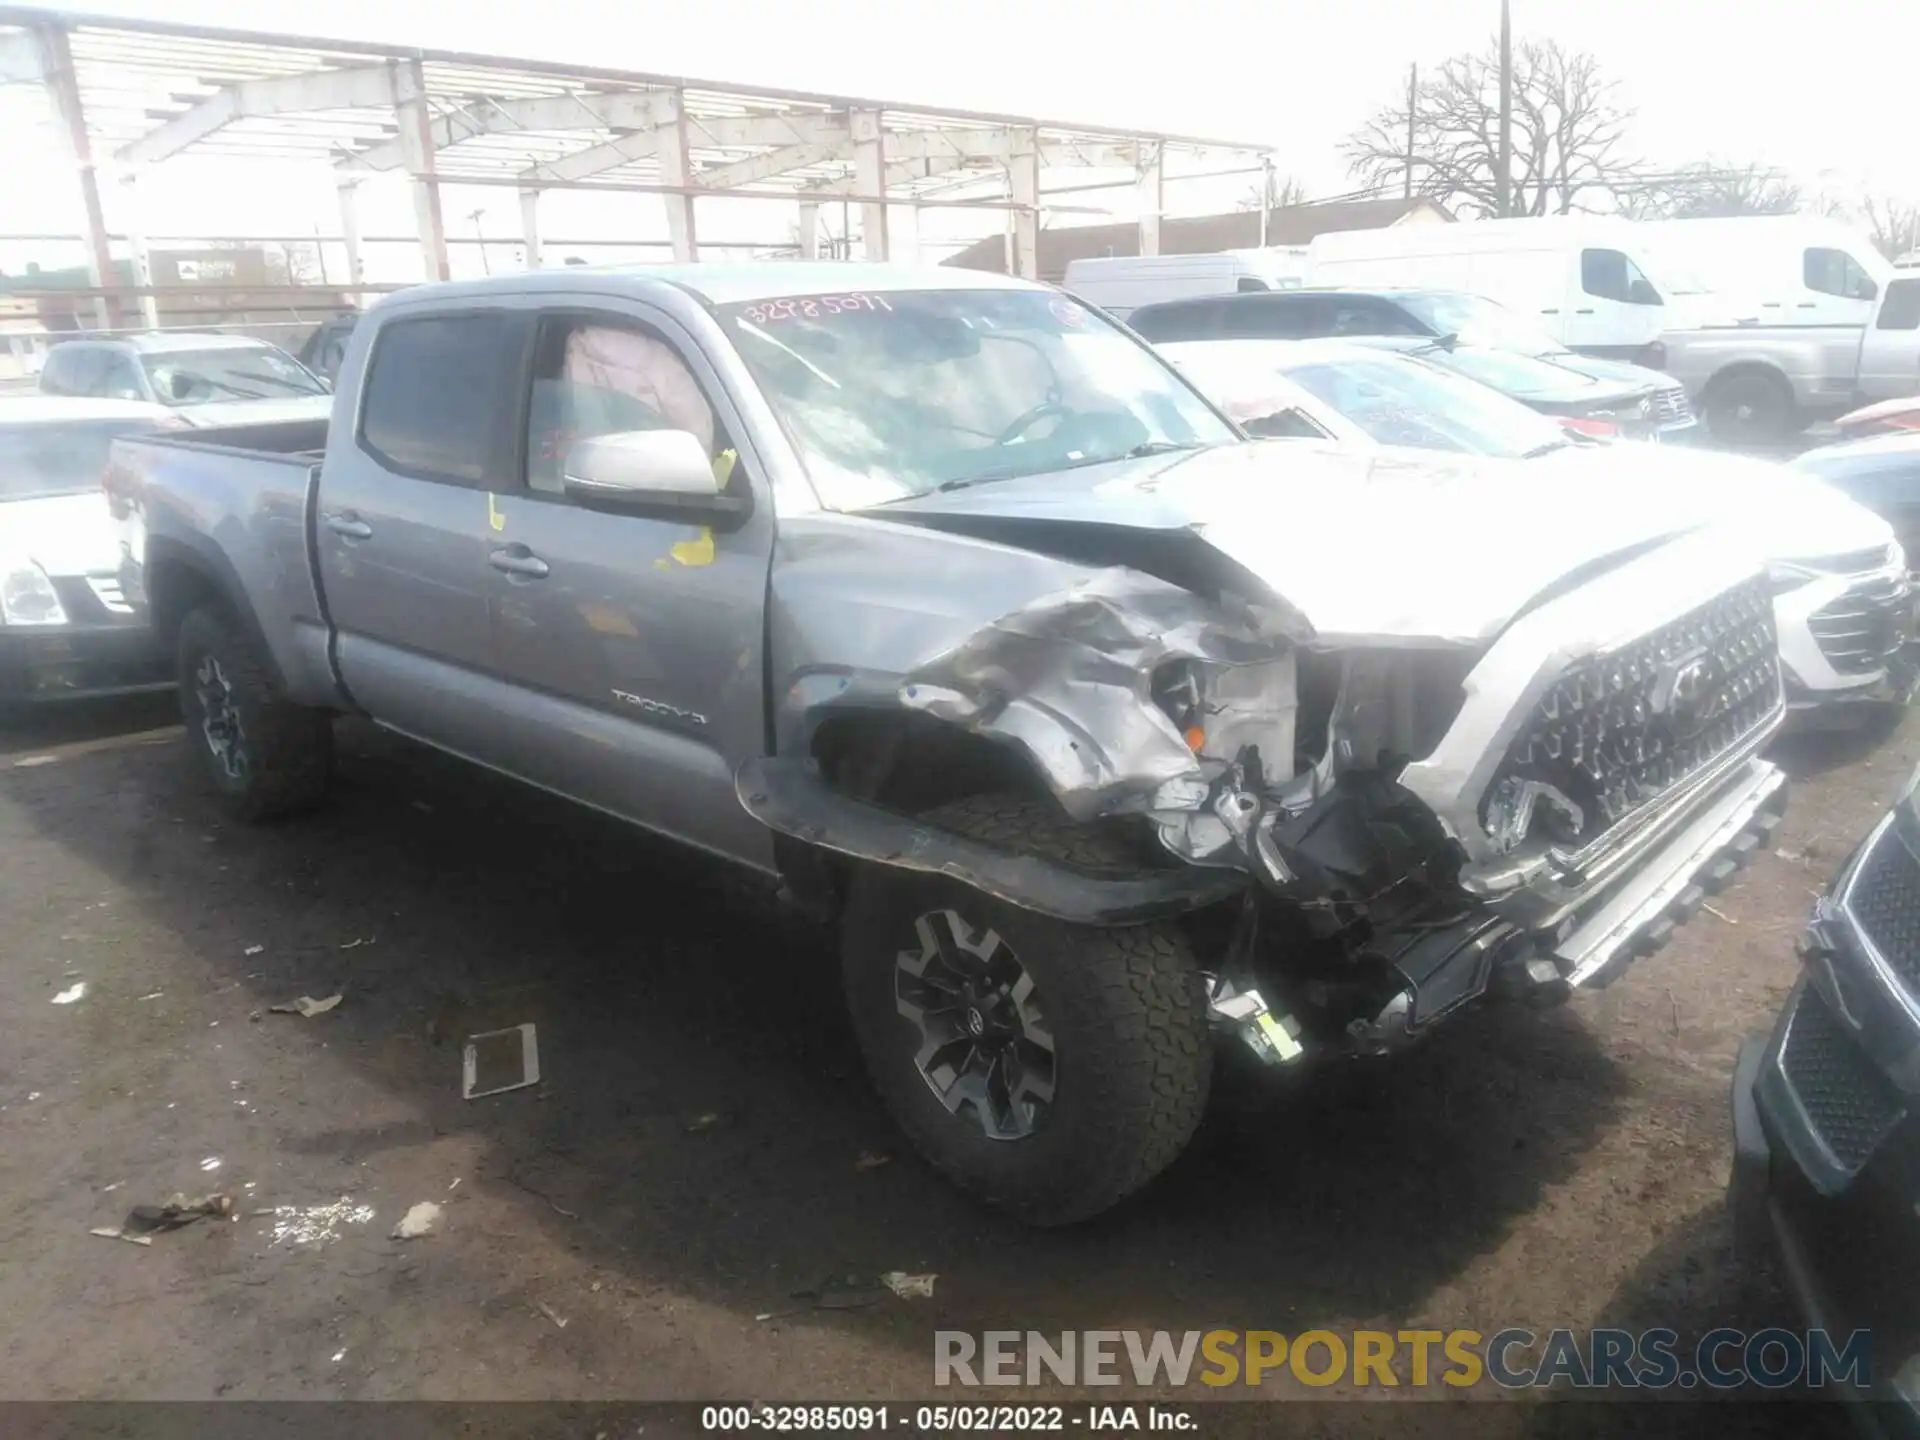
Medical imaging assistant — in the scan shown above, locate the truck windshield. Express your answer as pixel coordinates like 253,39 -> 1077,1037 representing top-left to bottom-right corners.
143,346 -> 326,405
714,288 -> 1237,508
1282,353 -> 1571,458
0,419 -> 160,500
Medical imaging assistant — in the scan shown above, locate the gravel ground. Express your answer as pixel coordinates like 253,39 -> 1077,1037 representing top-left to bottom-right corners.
0,694 -> 1909,1433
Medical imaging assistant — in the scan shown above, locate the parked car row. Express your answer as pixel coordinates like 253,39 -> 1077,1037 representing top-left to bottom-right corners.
1068,213 -> 1920,447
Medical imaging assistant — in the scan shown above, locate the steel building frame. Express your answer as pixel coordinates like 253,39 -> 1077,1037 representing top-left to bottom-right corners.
0,5 -> 1270,325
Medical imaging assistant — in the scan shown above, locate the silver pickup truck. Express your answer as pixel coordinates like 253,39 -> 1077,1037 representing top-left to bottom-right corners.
1663,270 -> 1920,446
106,264 -> 1788,1224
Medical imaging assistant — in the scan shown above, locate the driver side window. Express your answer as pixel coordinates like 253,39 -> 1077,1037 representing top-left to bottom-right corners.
1804,248 -> 1878,301
523,317 -> 734,497
1581,248 -> 1660,305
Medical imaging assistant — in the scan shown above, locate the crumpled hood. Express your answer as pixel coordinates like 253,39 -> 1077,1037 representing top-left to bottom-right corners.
1535,443 -> 1894,564
872,442 -> 1743,646
0,491 -> 122,576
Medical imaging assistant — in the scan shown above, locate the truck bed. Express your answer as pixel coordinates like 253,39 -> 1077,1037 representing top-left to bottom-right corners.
106,416 -> 336,704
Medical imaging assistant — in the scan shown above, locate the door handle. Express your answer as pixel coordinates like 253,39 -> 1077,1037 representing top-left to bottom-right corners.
1574,308 -> 1595,315
488,546 -> 550,579
324,512 -> 373,540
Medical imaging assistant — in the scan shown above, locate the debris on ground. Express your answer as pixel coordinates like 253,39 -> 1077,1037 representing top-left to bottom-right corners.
391,1201 -> 442,1240
200,1157 -> 222,1172
12,754 -> 57,768
269,993 -> 342,1018
244,944 -> 264,956
51,983 -> 86,1005
89,1226 -> 152,1247
339,937 -> 374,950
854,1151 -> 891,1171
266,1197 -> 376,1247
93,1192 -> 234,1245
536,1301 -> 569,1330
684,1112 -> 727,1133
462,1023 -> 539,1100
755,1269 -> 938,1321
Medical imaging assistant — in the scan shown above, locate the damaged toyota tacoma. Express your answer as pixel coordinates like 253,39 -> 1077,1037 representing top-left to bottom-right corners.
105,265 -> 1788,1224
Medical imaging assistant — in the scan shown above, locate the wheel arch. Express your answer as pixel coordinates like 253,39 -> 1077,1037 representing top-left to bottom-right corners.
144,534 -> 288,693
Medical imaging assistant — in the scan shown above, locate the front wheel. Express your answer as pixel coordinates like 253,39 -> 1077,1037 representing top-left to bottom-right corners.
176,604 -> 333,821
840,794 -> 1212,1226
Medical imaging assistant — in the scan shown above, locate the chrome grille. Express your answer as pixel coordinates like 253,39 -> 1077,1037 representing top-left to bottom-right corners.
1778,987 -> 1905,1172
86,573 -> 134,615
1844,826 -> 1920,990
1651,386 -> 1692,424
1484,577 -> 1781,846
1809,574 -> 1911,675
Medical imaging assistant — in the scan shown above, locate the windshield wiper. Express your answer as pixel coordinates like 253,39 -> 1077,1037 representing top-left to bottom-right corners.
1520,440 -> 1572,458
1122,440 -> 1202,458
226,369 -> 322,396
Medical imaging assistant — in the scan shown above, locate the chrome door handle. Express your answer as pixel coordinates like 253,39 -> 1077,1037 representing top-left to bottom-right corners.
488,548 -> 549,579
325,513 -> 373,540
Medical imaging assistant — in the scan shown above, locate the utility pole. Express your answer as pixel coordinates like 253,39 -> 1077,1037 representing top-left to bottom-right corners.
1403,62 -> 1417,200
1496,0 -> 1513,217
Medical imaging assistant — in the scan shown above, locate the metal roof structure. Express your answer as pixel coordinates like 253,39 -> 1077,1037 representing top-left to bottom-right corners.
0,4 -> 1273,319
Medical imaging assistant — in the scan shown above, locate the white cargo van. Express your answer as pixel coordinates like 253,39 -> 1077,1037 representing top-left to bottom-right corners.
1060,248 -> 1307,321
1304,217 -> 1686,361
1635,216 -> 1891,329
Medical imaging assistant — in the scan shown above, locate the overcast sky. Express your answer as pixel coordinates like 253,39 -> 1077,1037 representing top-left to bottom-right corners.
2,0 -> 1910,278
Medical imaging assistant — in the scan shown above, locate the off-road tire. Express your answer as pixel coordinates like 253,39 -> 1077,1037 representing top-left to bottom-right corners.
840,793 -> 1211,1226
176,604 -> 332,821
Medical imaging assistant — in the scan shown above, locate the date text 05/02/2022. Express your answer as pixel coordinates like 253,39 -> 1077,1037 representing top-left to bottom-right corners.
701,1404 -> 1196,1432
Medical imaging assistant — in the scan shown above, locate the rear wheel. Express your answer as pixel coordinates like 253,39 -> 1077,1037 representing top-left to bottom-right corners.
840,794 -> 1212,1225
176,605 -> 333,821
1702,371 -> 1797,448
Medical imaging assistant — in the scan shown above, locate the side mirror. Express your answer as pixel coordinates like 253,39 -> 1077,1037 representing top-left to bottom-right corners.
166,370 -> 194,401
561,429 -> 751,525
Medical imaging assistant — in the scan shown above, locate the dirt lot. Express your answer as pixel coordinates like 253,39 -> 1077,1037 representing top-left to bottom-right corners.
2,694 -> 1911,1429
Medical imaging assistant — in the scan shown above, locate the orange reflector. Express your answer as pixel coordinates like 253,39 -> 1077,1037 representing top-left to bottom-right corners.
1184,726 -> 1206,752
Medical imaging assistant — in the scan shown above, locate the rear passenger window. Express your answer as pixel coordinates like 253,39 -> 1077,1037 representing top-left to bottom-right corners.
359,314 -> 517,485
1219,295 -> 1319,340
1877,279 -> 1920,331
41,347 -> 100,396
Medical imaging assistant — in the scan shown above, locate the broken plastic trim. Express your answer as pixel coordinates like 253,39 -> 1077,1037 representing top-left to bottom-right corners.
737,756 -> 1246,925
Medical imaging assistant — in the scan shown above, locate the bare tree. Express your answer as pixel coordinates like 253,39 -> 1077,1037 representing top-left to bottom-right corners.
1859,194 -> 1920,261
1614,161 -> 1801,220
1236,172 -> 1309,213
1343,37 -> 1632,218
